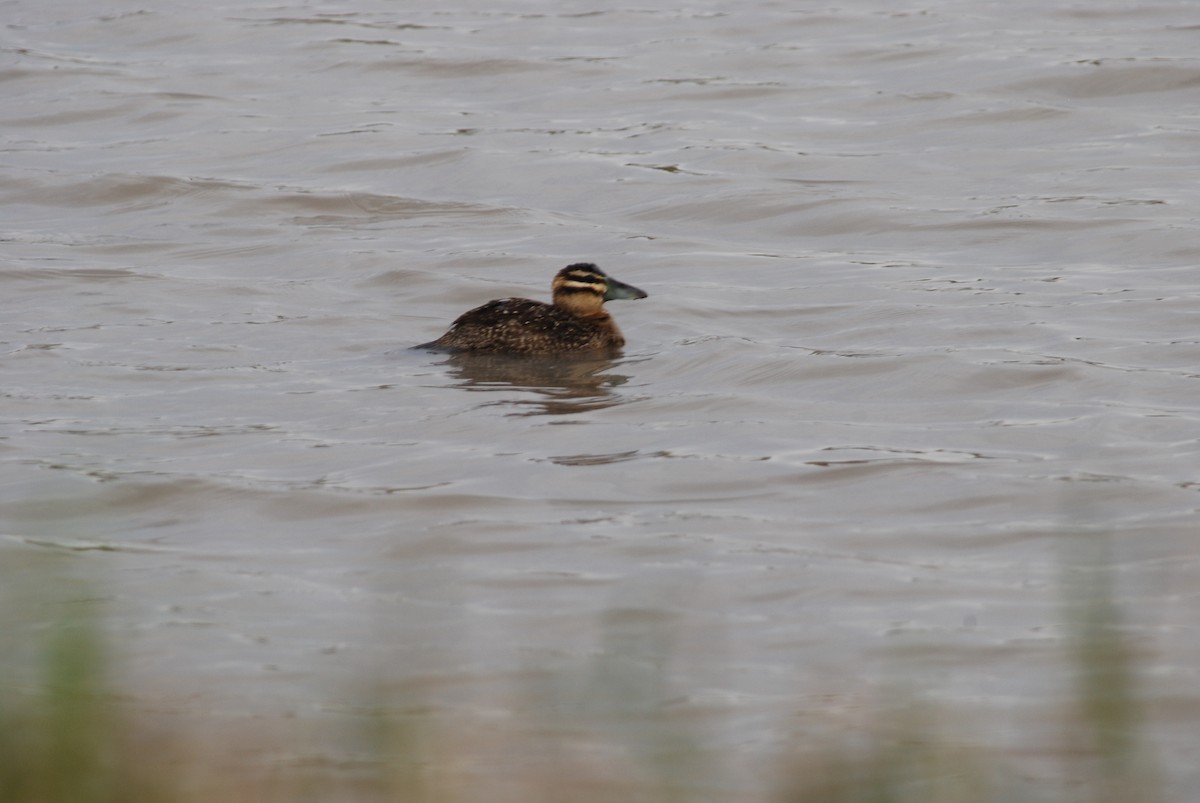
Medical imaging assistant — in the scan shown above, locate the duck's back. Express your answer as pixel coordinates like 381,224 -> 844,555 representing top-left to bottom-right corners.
420,297 -> 624,355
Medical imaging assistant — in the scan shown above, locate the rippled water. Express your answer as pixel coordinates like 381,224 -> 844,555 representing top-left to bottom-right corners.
4,0 -> 1199,796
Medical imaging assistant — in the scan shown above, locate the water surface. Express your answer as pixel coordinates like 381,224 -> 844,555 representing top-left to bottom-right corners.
4,0 -> 1199,796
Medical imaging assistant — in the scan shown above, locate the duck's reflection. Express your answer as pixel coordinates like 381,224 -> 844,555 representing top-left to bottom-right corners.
434,352 -> 634,416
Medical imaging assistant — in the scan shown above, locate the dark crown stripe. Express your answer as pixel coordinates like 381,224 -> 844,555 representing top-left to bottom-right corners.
564,262 -> 605,275
563,268 -> 603,280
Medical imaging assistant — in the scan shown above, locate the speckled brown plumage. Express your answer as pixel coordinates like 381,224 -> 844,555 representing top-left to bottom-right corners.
417,263 -> 647,355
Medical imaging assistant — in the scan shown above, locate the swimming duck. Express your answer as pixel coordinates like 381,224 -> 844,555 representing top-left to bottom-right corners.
416,263 -> 647,355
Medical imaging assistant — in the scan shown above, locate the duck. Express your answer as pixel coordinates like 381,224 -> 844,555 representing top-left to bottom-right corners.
416,263 -> 647,355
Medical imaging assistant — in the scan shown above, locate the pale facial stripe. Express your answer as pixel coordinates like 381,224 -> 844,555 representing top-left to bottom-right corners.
560,278 -> 605,292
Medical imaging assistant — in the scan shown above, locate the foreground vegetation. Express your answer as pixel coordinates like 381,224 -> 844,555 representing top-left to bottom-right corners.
0,547 -> 1168,803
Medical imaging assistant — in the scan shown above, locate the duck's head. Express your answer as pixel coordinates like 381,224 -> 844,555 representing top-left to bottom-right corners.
551,263 -> 647,316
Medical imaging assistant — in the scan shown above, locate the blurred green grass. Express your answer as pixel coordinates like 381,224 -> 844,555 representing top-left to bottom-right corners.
0,543 -> 1165,803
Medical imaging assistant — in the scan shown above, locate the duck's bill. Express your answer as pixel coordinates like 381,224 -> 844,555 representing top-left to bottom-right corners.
604,277 -> 648,301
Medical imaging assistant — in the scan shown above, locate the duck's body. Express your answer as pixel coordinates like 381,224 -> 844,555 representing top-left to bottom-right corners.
417,263 -> 647,355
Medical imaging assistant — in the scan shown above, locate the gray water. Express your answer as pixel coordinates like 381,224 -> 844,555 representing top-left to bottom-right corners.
4,0 -> 1199,796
